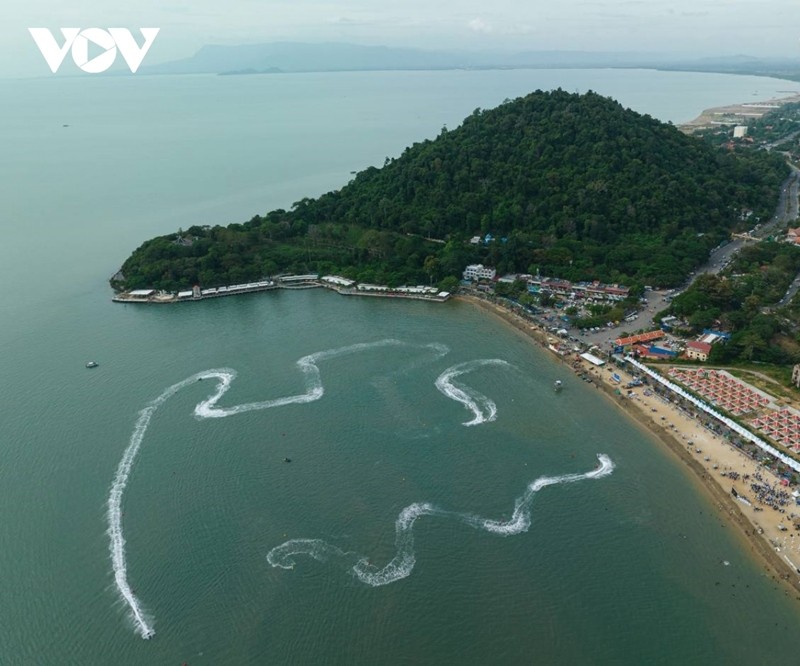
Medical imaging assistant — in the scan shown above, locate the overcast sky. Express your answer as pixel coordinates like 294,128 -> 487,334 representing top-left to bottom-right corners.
6,0 -> 800,77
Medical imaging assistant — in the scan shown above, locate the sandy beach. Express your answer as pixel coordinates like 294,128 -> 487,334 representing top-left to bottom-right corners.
680,92 -> 800,132
458,293 -> 800,599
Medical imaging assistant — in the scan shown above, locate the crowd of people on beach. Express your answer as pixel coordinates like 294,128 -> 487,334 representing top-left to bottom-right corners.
750,471 -> 792,513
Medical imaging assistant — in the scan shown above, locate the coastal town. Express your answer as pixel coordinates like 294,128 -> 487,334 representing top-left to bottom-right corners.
104,87 -> 800,601
12,0 -> 800,656
458,254 -> 800,589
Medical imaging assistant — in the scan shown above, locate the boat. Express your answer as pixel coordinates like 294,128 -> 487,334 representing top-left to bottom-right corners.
554,380 -> 563,392
85,361 -> 99,368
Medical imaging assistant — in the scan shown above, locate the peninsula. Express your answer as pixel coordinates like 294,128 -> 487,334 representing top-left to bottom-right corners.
113,89 -> 787,295
112,87 -> 800,599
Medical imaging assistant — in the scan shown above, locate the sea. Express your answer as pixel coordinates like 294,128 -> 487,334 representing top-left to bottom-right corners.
2,68 -> 800,665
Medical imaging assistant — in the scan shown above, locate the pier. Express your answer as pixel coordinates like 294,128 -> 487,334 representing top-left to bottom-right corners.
112,275 -> 451,305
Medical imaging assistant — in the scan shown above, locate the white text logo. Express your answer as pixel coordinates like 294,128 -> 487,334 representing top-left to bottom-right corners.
28,28 -> 160,73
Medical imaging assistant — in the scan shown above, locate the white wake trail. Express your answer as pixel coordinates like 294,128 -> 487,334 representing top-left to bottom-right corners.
267,454 -> 615,586
434,359 -> 511,426
107,339 -> 447,639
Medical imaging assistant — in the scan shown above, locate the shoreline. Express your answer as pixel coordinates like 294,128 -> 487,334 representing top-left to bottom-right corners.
111,279 -> 451,305
680,91 -> 800,132
456,293 -> 800,600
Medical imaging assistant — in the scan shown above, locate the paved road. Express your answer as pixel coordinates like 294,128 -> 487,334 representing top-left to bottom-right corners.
578,162 -> 800,349
765,131 -> 800,152
758,163 -> 800,238
776,164 -> 800,307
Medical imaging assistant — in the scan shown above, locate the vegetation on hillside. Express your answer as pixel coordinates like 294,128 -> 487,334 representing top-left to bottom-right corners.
666,243 -> 800,365
114,89 -> 788,292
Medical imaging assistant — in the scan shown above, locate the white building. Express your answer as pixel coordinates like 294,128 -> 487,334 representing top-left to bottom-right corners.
733,125 -> 748,138
463,264 -> 496,281
322,275 -> 356,287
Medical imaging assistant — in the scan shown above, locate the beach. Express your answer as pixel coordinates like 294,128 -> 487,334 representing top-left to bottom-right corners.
679,91 -> 800,132
458,293 -> 800,599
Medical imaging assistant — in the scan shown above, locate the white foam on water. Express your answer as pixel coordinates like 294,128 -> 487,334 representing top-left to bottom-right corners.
434,359 -> 511,426
267,454 -> 615,586
107,339 -> 447,639
267,539 -> 352,569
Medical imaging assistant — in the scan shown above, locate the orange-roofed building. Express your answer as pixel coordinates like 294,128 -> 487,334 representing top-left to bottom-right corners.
614,330 -> 664,347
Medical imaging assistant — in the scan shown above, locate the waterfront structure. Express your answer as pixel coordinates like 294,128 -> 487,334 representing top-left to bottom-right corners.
112,275 -> 450,304
321,275 -> 355,287
463,264 -> 496,281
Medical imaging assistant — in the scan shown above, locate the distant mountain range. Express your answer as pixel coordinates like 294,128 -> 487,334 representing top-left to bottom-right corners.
140,42 -> 800,81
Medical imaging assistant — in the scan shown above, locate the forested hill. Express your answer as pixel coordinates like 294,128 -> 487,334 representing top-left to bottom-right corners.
114,90 -> 788,291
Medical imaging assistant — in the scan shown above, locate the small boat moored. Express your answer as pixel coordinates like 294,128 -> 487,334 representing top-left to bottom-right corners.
85,361 -> 99,368
553,380 -> 563,392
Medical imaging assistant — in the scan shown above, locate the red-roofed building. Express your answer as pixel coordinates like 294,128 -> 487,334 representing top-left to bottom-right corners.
614,330 -> 664,347
685,340 -> 713,362
788,228 -> 800,245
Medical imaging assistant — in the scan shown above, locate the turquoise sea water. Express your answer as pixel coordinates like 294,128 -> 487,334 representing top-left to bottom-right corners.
2,69 -> 800,664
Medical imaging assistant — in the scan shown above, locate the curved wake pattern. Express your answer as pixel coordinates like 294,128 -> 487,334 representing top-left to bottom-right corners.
107,339 -> 447,639
435,359 -> 511,426
267,454 -> 615,586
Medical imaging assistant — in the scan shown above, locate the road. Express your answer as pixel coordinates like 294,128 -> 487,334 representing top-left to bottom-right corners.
578,161 -> 800,349
776,164 -> 800,307
757,162 -> 800,239
764,131 -> 800,152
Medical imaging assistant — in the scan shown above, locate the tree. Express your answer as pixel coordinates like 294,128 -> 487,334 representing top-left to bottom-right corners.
423,255 -> 440,285
115,90 -> 788,292
439,276 -> 459,293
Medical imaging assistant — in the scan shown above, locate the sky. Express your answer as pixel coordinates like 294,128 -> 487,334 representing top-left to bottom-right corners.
5,0 -> 800,78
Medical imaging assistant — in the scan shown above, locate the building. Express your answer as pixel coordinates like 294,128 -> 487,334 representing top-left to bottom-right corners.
793,364 -> 800,389
632,344 -> 677,360
526,276 -> 629,302
685,340 -> 713,362
321,275 -> 356,287
463,264 -> 496,281
733,125 -> 748,139
788,228 -> 800,245
614,330 -> 664,347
